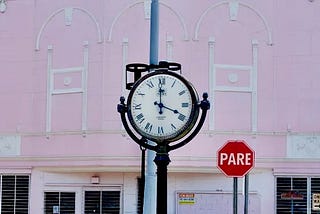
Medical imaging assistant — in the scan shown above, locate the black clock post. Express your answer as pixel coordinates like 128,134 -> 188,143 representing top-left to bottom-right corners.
117,62 -> 210,214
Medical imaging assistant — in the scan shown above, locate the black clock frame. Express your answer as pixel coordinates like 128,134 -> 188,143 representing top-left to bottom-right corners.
117,61 -> 210,214
126,70 -> 200,143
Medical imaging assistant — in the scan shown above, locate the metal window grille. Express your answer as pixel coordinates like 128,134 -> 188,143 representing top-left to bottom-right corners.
0,175 -> 30,214
44,192 -> 75,214
84,191 -> 120,214
276,177 -> 308,214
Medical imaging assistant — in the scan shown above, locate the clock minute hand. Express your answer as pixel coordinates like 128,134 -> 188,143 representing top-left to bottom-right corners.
162,104 -> 179,114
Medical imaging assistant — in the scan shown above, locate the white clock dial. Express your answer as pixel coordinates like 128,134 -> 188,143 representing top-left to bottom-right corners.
127,71 -> 199,142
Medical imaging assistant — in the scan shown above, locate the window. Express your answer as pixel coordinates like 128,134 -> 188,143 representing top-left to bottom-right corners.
276,177 -> 320,214
84,190 -> 120,214
44,192 -> 75,214
1,175 -> 30,214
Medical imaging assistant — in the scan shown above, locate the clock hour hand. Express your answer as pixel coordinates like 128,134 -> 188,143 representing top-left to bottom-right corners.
154,101 -> 163,114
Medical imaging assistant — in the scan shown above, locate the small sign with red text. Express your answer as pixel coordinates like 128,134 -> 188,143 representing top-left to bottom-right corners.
178,193 -> 195,205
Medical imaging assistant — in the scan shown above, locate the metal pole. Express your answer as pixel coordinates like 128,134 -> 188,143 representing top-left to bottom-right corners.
244,174 -> 249,214
139,148 -> 146,214
149,0 -> 159,65
154,150 -> 170,214
143,1 -> 159,214
143,146 -> 156,214
233,177 -> 238,214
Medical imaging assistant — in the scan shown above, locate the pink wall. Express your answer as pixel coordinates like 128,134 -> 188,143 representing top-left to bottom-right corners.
0,0 -> 319,171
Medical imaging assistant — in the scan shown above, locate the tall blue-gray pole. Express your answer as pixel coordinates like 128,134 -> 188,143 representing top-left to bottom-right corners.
149,0 -> 159,65
143,1 -> 159,214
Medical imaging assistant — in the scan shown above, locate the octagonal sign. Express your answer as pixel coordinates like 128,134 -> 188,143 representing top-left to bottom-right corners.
217,140 -> 255,177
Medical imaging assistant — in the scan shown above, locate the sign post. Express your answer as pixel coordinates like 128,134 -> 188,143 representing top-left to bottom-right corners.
217,140 -> 255,214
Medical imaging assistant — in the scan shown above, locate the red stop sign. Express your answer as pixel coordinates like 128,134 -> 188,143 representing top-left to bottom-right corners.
217,140 -> 255,177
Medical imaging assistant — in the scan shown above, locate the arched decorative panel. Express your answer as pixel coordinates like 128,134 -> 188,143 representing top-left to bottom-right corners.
35,7 -> 102,136
195,1 -> 273,132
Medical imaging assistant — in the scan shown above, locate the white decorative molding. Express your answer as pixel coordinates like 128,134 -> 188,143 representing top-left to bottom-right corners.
122,38 -> 129,96
229,1 -> 239,21
82,41 -> 89,134
121,38 -> 129,131
195,1 -> 228,41
64,77 -> 72,86
166,35 -> 173,61
0,0 -> 7,13
208,37 -> 215,130
208,38 -> 258,132
144,0 -> 151,19
228,73 -> 238,83
107,1 -> 143,42
161,1 -> 188,40
287,134 -> 320,158
107,1 -> 188,42
46,42 -> 89,136
194,1 -> 273,45
35,7 -> 102,51
0,136 -> 20,156
64,7 -> 74,26
46,45 -> 53,136
251,40 -> 258,132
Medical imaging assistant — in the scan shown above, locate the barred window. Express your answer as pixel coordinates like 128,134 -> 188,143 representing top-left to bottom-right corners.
1,175 -> 30,214
44,192 -> 75,214
276,177 -> 320,214
84,190 -> 120,214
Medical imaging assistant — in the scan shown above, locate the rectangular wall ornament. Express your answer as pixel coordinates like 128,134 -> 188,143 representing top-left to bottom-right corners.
287,134 -> 320,158
0,135 -> 21,156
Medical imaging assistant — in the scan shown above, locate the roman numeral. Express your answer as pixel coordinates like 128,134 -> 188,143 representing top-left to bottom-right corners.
179,90 -> 186,96
146,80 -> 154,88
159,77 -> 166,85
178,114 -> 186,121
181,103 -> 189,108
145,122 -> 153,132
133,104 -> 142,110
136,113 -> 145,123
158,126 -> 164,134
171,80 -> 176,88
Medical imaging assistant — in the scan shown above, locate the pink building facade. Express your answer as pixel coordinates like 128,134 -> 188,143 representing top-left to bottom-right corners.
0,0 -> 320,213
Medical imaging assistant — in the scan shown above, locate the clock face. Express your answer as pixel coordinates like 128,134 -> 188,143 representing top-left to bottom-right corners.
127,71 -> 199,143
